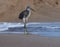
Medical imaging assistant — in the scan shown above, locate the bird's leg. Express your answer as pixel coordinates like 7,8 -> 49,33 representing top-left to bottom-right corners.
23,18 -> 28,35
26,18 -> 29,23
23,18 -> 26,28
25,18 -> 30,34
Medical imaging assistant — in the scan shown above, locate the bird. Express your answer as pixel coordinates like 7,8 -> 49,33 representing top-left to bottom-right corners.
18,6 -> 35,34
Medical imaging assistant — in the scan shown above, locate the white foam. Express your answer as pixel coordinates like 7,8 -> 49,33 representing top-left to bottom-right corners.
0,22 -> 8,31
0,22 -> 60,31
7,23 -> 24,28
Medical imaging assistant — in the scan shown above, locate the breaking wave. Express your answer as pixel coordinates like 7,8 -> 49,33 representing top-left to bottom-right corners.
0,22 -> 60,37
0,22 -> 60,31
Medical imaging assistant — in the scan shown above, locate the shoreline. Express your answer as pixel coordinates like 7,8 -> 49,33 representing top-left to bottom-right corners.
0,34 -> 60,47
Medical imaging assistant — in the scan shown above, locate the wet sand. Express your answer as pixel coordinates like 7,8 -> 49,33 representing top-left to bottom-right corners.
0,34 -> 60,47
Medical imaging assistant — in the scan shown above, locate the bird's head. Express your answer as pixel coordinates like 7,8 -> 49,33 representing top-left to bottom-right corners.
26,6 -> 35,12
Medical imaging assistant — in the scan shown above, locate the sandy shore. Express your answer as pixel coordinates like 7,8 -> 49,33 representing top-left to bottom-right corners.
0,34 -> 60,47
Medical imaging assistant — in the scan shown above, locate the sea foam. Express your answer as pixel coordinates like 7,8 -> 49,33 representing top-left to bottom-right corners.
0,22 -> 60,31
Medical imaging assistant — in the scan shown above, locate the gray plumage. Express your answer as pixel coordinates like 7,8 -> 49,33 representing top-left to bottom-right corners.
19,6 -> 31,20
18,6 -> 34,34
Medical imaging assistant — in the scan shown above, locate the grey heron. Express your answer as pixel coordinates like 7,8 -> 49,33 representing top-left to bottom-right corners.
18,6 -> 35,34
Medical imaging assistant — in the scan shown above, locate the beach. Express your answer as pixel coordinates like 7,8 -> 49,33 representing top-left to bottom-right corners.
0,0 -> 60,47
0,34 -> 60,47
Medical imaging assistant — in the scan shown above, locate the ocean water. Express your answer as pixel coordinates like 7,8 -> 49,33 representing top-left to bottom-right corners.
0,22 -> 60,37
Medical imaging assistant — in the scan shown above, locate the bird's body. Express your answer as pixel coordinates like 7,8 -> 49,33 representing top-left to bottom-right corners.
19,10 -> 30,19
19,6 -> 31,22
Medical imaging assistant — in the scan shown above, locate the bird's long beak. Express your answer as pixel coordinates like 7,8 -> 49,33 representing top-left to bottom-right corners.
30,8 -> 35,12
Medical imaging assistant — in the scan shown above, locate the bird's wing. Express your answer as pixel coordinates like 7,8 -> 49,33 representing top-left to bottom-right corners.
18,10 -> 29,19
23,10 -> 29,18
18,10 -> 25,19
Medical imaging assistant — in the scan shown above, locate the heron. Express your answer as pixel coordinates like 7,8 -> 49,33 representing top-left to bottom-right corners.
18,6 -> 35,34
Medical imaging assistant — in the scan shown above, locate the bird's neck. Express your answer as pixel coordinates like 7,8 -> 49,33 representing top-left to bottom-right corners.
26,9 -> 31,12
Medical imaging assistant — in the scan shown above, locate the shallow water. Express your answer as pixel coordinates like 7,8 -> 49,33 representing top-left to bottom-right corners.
0,22 -> 60,37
